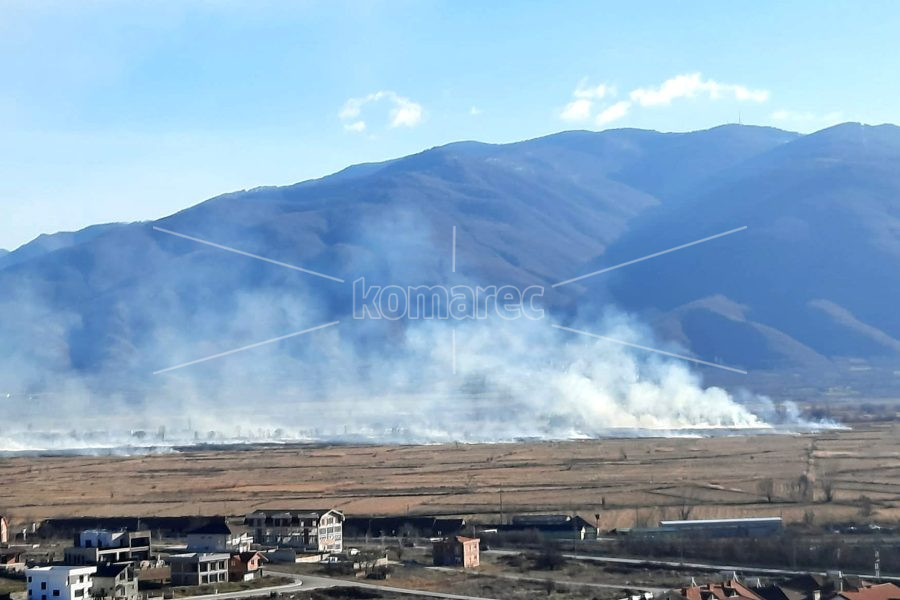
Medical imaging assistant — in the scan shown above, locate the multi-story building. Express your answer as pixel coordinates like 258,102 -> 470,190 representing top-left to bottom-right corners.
90,564 -> 137,600
228,552 -> 267,582
185,521 -> 251,553
27,566 -> 97,600
167,553 -> 229,587
245,509 -> 343,553
0,515 -> 8,544
432,536 -> 480,569
64,530 -> 151,566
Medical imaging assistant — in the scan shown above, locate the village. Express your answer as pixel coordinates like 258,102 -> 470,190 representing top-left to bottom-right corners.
1,508 -> 898,600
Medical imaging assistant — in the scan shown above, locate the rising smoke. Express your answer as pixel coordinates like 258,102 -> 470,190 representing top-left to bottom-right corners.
0,200 -> 835,454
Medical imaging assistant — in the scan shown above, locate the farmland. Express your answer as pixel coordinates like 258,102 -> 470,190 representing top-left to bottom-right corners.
1,423 -> 897,527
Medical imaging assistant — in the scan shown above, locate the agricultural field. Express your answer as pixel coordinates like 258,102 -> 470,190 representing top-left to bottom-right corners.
1,423 -> 898,528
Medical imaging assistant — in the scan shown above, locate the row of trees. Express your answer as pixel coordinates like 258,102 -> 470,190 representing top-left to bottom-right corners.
617,532 -> 896,572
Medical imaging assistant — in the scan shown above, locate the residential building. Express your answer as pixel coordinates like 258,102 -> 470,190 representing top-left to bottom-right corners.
0,550 -> 25,573
90,564 -> 137,600
658,517 -> 783,538
837,583 -> 900,600
186,521 -> 252,553
679,580 -> 763,600
245,509 -> 344,553
343,516 -> 465,539
228,552 -> 267,582
1,515 -> 8,544
167,553 -> 229,587
485,514 -> 595,540
27,566 -> 97,600
665,576 -> 897,600
64,530 -> 151,566
432,536 -> 480,568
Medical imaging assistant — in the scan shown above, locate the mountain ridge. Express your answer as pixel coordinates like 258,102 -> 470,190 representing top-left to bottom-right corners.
1,122 -> 897,401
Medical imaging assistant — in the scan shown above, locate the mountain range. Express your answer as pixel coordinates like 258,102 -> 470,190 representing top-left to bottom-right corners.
2,122 -> 899,404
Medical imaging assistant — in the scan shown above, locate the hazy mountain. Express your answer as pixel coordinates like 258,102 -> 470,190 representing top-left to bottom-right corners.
0,223 -> 126,271
599,123 -> 900,375
1,123 -> 898,409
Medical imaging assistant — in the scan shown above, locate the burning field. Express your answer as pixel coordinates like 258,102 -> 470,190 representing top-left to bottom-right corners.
0,423 -> 897,528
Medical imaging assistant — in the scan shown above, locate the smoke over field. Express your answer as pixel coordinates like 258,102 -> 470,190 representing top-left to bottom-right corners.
1,305 -> 832,454
5,124 -> 888,453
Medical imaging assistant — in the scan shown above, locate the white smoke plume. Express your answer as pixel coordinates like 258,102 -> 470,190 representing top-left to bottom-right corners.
0,203 -> 839,454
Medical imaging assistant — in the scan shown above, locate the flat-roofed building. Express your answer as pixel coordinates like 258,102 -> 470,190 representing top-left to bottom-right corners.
658,517 -> 783,538
432,536 -> 480,569
27,566 -> 97,600
64,530 -> 151,566
168,553 -> 229,587
91,564 -> 137,600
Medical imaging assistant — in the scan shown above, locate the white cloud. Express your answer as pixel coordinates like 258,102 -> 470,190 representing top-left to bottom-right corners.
573,78 -> 613,100
338,91 -> 424,132
343,120 -> 366,133
559,72 -> 771,129
630,73 -> 769,107
595,101 -> 631,125
389,95 -> 423,127
560,98 -> 594,122
559,79 -> 614,122
469,106 -> 482,116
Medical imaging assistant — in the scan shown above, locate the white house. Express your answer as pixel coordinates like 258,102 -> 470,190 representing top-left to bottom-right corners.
27,566 -> 97,600
185,521 -> 251,553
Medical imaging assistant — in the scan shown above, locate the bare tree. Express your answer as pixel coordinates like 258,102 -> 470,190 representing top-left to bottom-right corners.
803,509 -> 816,527
858,495 -> 874,519
757,478 -> 776,503
819,461 -> 840,503
821,477 -> 836,503
792,474 -> 812,503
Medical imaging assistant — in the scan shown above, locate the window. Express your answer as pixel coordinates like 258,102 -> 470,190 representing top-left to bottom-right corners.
41,582 -> 47,590
53,591 -> 60,597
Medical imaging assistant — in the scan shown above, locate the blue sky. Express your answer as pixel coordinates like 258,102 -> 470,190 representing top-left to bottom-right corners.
1,0 -> 898,250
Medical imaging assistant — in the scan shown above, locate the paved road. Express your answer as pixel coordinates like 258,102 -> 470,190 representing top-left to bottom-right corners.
485,549 -> 900,582
268,568 -> 502,600
428,565 -> 666,594
181,580 -> 306,600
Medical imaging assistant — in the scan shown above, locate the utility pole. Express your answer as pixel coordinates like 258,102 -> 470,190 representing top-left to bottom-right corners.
499,491 -> 504,525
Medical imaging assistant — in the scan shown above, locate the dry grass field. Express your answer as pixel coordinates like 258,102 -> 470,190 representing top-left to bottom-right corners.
1,423 -> 898,528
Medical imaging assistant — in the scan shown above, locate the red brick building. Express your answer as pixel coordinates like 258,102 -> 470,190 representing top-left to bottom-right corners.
228,551 -> 268,582
432,536 -> 479,568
